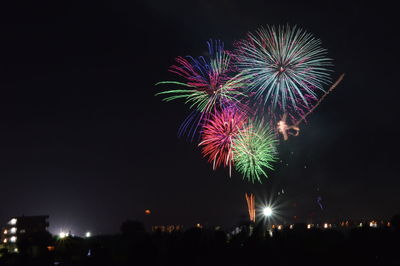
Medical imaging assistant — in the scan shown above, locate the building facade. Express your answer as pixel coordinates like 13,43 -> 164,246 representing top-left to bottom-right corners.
1,215 -> 49,253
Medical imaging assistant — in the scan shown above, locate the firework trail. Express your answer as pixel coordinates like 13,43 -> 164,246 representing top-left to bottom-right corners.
317,196 -> 323,210
245,193 -> 256,222
294,73 -> 345,126
277,74 -> 345,140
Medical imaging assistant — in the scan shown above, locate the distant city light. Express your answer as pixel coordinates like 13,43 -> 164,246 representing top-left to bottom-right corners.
59,232 -> 67,239
9,218 -> 17,225
85,232 -> 91,238
263,207 -> 273,217
10,227 -> 17,234
145,209 -> 151,215
3,229 -> 7,234
3,239 -> 7,243
324,223 -> 328,229
10,236 -> 17,243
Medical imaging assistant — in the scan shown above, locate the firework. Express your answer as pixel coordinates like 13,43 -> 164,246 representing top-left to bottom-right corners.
199,108 -> 247,175
245,193 -> 256,223
156,39 -> 245,114
277,113 -> 300,141
233,120 -> 278,183
155,26 -> 340,182
234,25 -> 332,117
156,40 -> 246,138
277,74 -> 345,141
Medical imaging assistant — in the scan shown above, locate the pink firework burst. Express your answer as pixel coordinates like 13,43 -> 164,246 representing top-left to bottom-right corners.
199,108 -> 247,176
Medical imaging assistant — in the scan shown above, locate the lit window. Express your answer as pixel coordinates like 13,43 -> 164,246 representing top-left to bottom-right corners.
9,218 -> 17,225
10,227 -> 17,234
10,236 -> 17,243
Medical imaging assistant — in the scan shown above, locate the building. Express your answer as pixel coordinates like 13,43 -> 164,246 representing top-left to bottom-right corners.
1,215 -> 49,253
152,224 -> 183,233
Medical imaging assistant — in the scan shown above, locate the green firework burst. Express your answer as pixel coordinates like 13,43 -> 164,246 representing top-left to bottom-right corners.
233,121 -> 278,183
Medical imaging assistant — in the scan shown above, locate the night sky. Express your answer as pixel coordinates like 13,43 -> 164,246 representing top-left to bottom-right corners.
0,0 -> 398,235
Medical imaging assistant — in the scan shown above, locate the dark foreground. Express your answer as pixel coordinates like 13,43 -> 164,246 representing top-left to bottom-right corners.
1,221 -> 399,266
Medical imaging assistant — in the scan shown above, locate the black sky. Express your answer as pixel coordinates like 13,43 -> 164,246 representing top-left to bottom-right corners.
0,0 -> 398,235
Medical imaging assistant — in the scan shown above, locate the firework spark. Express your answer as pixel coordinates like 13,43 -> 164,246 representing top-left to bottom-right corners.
277,113 -> 300,141
277,74 -> 344,141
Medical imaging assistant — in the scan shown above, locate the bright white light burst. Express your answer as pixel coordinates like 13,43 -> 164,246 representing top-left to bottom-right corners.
263,206 -> 273,217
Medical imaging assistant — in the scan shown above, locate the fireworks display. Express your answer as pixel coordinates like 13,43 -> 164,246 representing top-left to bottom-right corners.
156,25 -> 343,182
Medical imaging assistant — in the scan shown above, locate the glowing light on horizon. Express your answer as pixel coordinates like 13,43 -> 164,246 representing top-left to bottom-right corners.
59,232 -> 67,239
263,207 -> 273,217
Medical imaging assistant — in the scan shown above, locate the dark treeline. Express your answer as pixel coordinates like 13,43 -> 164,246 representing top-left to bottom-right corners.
1,215 -> 400,266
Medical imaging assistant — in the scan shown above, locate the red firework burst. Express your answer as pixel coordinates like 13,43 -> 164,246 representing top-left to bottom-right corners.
199,108 -> 247,175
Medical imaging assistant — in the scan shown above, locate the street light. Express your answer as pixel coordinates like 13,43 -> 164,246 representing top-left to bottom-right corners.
262,206 -> 274,237
263,206 -> 273,217
59,232 -> 67,239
